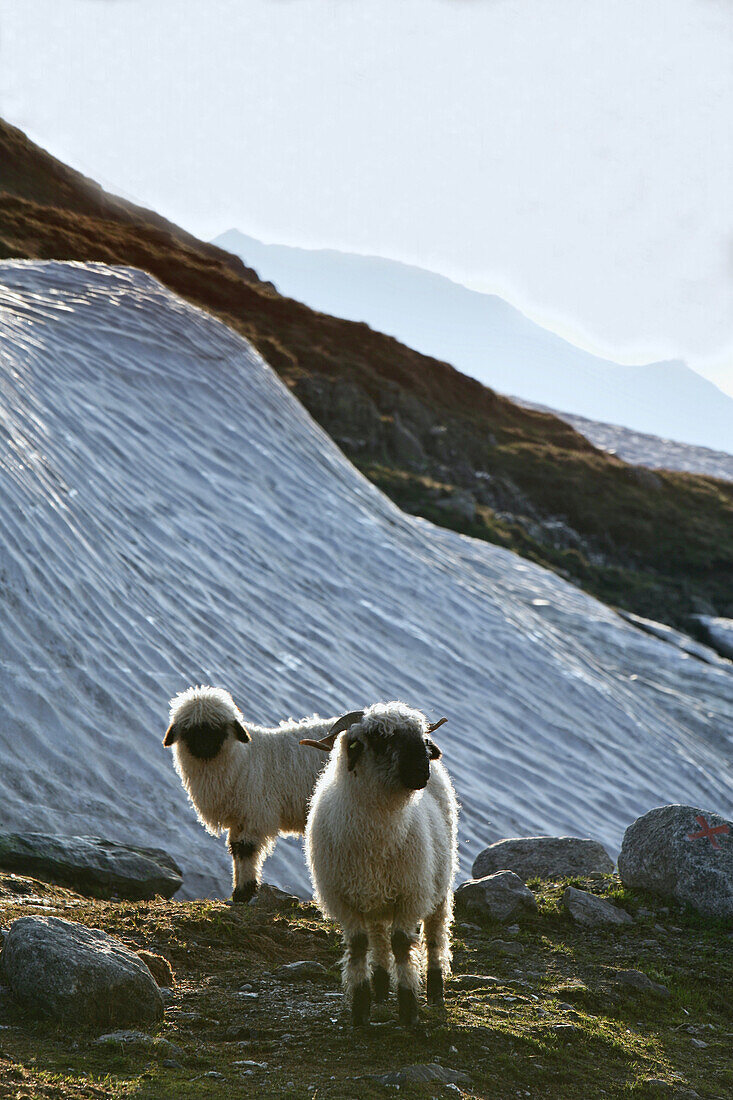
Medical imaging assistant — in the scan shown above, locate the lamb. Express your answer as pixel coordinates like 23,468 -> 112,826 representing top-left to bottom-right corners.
301,702 -> 458,1026
163,685 -> 339,902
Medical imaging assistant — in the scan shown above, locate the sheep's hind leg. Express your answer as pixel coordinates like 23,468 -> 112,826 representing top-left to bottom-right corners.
391,928 -> 421,1026
343,926 -> 371,1026
228,831 -> 264,903
368,923 -> 392,1003
424,897 -> 452,1005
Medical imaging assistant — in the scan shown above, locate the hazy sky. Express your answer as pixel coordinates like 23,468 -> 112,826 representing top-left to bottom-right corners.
3,0 -> 733,395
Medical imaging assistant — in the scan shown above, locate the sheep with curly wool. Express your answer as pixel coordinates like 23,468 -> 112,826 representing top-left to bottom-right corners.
164,685 -> 339,902
302,702 -> 458,1026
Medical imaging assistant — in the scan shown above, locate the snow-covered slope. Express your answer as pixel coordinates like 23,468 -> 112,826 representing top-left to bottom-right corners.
517,403 -> 733,483
215,231 -> 733,456
0,262 -> 730,900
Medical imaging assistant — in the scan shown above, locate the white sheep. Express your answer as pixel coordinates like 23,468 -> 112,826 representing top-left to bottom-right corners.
301,702 -> 458,1026
163,685 -> 338,902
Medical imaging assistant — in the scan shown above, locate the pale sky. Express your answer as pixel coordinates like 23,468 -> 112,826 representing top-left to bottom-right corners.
3,0 -> 733,395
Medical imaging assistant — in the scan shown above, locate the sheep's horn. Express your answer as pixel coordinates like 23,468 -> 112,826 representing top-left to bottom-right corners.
427,717 -> 448,734
299,709 -> 365,753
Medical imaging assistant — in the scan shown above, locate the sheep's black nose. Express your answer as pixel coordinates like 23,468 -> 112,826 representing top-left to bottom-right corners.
399,745 -> 430,790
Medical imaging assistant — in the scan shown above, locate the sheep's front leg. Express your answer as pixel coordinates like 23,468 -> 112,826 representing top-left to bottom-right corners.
227,830 -> 265,903
391,927 -> 422,1026
343,926 -> 371,1026
424,897 -> 452,1005
367,923 -> 392,1004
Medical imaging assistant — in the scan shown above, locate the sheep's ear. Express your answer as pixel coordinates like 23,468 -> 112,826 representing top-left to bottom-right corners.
233,720 -> 250,744
347,738 -> 364,772
425,738 -> 442,761
163,722 -> 178,747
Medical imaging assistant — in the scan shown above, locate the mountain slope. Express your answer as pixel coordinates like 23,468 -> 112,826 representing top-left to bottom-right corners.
2,118 -> 733,633
215,230 -> 733,455
0,261 -> 730,900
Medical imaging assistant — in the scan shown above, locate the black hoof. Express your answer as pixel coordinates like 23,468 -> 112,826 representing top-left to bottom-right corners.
397,985 -> 419,1027
372,966 -> 390,1004
426,967 -> 444,1005
352,980 -> 371,1026
231,881 -> 257,904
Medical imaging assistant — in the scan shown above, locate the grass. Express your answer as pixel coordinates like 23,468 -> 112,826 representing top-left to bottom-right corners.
1,872 -> 730,1099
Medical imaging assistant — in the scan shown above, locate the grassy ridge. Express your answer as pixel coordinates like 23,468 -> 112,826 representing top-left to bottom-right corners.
1,118 -> 732,631
0,872 -> 730,1099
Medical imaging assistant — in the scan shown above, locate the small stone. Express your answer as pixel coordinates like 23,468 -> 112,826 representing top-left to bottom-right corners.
162,1059 -> 183,1069
613,970 -> 670,998
689,1038 -> 708,1049
506,924 -> 520,936
563,887 -> 633,928
489,939 -> 523,957
450,974 -> 501,990
248,883 -> 301,912
274,960 -> 328,981
552,1023 -> 578,1039
372,1063 -> 471,1087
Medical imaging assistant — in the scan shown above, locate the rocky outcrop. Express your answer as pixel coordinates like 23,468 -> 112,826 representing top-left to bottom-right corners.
472,836 -> 614,881
618,805 -> 733,919
1,916 -> 163,1026
0,833 -> 182,900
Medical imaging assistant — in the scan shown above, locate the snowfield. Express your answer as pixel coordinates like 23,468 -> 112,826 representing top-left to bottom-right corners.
0,261 -> 730,899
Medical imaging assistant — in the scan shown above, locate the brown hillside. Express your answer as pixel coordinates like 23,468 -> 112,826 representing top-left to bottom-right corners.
1,116 -> 731,633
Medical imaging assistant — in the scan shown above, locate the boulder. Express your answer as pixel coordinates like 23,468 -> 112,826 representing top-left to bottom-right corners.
563,886 -> 633,928
0,833 -> 182,900
612,970 -> 670,998
1,916 -> 163,1026
372,1064 -> 470,1087
472,836 -> 614,881
455,871 -> 538,921
618,805 -> 733,919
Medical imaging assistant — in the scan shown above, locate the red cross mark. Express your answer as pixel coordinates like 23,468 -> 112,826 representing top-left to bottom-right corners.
687,815 -> 730,849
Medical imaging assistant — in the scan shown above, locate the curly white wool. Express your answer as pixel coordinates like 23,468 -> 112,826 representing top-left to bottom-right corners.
304,701 -> 458,1026
165,685 -> 336,901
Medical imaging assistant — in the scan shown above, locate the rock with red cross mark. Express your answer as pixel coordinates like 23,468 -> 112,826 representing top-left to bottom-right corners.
618,805 -> 733,920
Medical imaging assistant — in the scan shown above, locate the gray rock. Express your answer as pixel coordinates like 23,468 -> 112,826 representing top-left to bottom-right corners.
95,1030 -> 183,1059
563,886 -> 633,927
455,871 -> 538,922
435,489 -> 477,524
274,961 -> 329,981
248,883 -> 301,912
472,835 -> 614,881
488,939 -> 523,957
450,974 -> 501,990
0,833 -> 182,900
618,805 -> 733,919
388,414 -> 426,467
372,1064 -> 470,1087
612,970 -> 670,997
1,916 -> 163,1026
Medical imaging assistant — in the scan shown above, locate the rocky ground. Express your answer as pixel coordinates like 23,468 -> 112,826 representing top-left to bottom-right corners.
0,871 -> 730,1100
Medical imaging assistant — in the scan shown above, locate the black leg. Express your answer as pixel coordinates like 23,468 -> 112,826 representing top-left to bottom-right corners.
232,880 -> 257,903
426,967 -> 444,1005
372,965 -> 390,1003
397,984 -> 420,1026
352,979 -> 372,1026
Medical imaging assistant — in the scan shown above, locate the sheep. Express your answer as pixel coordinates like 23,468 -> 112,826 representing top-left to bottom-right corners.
301,702 -> 458,1026
163,685 -> 340,902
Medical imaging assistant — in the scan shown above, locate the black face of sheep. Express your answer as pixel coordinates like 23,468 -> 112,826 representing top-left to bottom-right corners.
301,711 -> 445,791
163,717 -> 250,760
365,726 -> 441,791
